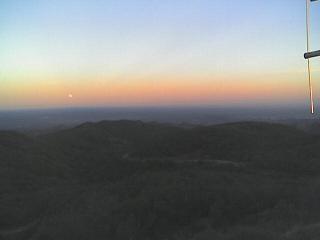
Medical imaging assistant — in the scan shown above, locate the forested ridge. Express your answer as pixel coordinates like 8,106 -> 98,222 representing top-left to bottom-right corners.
1,120 -> 320,239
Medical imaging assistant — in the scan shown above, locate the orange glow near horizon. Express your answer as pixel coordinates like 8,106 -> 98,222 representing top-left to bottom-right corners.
0,71 -> 312,109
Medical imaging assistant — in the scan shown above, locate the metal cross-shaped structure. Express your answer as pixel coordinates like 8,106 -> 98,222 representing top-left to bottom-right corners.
304,0 -> 319,113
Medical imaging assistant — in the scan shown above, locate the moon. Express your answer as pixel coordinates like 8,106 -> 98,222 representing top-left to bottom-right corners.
68,93 -> 73,98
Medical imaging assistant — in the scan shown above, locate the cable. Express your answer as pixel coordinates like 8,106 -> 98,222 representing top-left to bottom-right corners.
306,0 -> 315,114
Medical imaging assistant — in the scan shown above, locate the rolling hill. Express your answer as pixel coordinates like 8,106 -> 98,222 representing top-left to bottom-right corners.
1,121 -> 320,240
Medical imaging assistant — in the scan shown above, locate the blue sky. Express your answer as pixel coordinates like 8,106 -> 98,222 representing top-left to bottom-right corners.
0,0 -> 320,109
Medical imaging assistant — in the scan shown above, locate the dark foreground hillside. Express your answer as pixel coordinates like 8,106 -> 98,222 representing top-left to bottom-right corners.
1,120 -> 320,239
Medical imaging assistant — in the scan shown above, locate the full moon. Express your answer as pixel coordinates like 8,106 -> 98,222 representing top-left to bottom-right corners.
68,93 -> 73,98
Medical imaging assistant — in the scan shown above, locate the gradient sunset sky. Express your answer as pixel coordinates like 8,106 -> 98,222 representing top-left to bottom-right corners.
1,0 -> 320,109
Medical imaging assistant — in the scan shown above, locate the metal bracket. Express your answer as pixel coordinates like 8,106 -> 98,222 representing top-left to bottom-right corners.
304,50 -> 320,59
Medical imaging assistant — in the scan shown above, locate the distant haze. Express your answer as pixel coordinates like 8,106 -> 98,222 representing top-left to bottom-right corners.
0,106 -> 316,131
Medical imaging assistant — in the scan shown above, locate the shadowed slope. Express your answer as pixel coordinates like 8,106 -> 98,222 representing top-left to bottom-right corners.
1,121 -> 320,240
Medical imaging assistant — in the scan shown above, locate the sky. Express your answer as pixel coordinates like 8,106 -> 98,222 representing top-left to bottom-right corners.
1,0 -> 320,110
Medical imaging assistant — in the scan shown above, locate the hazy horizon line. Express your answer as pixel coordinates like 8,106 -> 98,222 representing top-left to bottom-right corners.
0,103 -> 311,113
